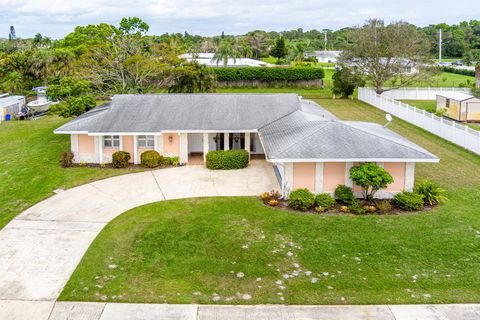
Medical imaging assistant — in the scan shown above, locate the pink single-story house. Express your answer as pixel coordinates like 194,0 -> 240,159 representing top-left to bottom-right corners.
54,94 -> 439,198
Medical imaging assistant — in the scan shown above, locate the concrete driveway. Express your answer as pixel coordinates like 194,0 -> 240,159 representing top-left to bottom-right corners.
0,160 -> 279,302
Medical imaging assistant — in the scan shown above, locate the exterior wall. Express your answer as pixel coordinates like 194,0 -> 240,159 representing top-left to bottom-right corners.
436,95 -> 446,113
123,136 -> 134,163
292,163 -> 316,191
384,162 -> 406,192
74,134 -> 97,163
163,132 -> 180,157
323,162 -> 346,193
466,100 -> 480,121
449,99 -> 460,120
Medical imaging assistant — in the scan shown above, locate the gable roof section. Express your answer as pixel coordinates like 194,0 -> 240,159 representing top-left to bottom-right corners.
259,112 -> 438,162
437,92 -> 477,101
55,94 -> 300,134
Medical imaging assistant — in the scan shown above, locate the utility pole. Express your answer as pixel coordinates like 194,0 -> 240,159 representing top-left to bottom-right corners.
439,28 -> 442,63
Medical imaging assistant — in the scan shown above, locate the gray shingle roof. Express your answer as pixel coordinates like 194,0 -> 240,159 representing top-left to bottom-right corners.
55,94 -> 300,133
55,93 -> 438,162
258,111 -> 438,162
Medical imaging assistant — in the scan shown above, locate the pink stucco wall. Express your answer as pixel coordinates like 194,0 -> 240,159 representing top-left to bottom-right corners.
163,132 -> 180,156
323,162 -> 346,192
123,136 -> 134,163
293,163 -> 316,191
103,147 -> 118,155
78,134 -> 94,154
384,162 -> 406,192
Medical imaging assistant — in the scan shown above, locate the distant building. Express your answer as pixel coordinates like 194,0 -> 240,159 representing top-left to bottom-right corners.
305,51 -> 342,63
179,53 -> 273,67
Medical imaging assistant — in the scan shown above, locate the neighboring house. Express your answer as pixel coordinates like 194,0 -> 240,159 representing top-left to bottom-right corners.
305,51 -> 342,63
436,92 -> 480,122
179,53 -> 273,67
0,93 -> 25,123
54,94 -> 439,198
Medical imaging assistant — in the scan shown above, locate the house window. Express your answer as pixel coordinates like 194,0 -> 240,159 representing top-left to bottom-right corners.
446,98 -> 450,109
103,135 -> 120,148
138,135 -> 155,147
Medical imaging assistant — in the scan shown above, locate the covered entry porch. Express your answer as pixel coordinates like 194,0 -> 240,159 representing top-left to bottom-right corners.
186,132 -> 265,165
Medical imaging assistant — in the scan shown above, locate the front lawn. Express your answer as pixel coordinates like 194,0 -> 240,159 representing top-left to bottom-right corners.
60,98 -> 480,305
0,116 -> 141,229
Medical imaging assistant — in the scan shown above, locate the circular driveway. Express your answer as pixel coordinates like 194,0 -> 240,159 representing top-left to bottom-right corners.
0,161 -> 279,301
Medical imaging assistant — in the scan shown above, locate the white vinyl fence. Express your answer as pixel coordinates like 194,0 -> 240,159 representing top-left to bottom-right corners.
378,87 -> 471,100
358,87 -> 480,155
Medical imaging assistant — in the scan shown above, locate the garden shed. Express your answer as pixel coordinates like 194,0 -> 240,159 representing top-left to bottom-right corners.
0,94 -> 25,123
436,92 -> 480,122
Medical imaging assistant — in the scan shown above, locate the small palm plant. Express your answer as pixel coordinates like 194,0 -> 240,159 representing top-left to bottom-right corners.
414,180 -> 447,205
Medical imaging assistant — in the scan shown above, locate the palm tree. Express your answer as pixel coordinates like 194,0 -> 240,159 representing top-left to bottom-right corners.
288,40 -> 314,62
3,71 -> 24,93
212,40 -> 241,67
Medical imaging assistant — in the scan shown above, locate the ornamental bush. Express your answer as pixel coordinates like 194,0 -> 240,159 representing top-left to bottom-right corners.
394,191 -> 424,211
206,149 -> 249,170
112,151 -> 131,168
288,188 -> 315,211
60,151 -> 74,167
414,180 -> 447,205
334,185 -> 355,204
212,67 -> 325,81
350,163 -> 394,200
140,150 -> 161,168
314,193 -> 336,209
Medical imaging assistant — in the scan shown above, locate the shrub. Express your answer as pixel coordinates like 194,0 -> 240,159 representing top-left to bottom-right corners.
206,149 -> 249,170
315,193 -> 336,210
212,67 -> 325,81
334,185 -> 355,204
288,188 -> 315,211
140,150 -> 161,168
348,199 -> 367,215
414,180 -> 447,205
159,156 -> 171,167
331,67 -> 365,98
350,163 -> 394,200
442,66 -> 475,77
49,95 -> 96,118
394,191 -> 424,211
260,190 -> 281,203
169,156 -> 180,166
60,151 -> 74,167
112,151 -> 131,168
377,200 -> 393,214
268,199 -> 279,207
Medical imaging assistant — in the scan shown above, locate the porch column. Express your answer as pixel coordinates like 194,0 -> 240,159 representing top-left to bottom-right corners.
98,136 -> 104,164
203,133 -> 209,162
155,134 -> 163,154
404,163 -> 415,191
315,162 -> 324,194
244,132 -> 251,159
345,162 -> 353,187
180,133 -> 188,164
224,132 -> 229,151
133,135 -> 138,164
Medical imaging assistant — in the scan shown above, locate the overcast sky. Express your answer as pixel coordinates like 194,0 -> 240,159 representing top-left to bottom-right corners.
1,0 -> 479,39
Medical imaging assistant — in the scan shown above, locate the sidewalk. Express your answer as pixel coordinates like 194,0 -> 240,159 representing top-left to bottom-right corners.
1,300 -> 479,320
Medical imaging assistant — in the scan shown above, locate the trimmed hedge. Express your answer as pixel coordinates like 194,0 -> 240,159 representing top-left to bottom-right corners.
288,188 -> 315,211
140,150 -> 161,168
315,193 -> 336,209
206,149 -> 249,170
334,185 -> 355,204
442,66 -> 475,77
212,67 -> 325,81
394,191 -> 424,211
112,151 -> 131,168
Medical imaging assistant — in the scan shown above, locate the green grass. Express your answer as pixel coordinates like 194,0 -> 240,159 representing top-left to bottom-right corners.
60,98 -> 480,305
399,100 -> 437,113
0,116 -> 142,229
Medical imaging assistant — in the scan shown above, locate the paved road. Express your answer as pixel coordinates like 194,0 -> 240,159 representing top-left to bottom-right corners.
2,301 -> 480,320
0,161 -> 279,301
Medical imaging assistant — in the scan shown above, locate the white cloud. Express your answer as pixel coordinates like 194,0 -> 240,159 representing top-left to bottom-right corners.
0,0 -> 479,39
